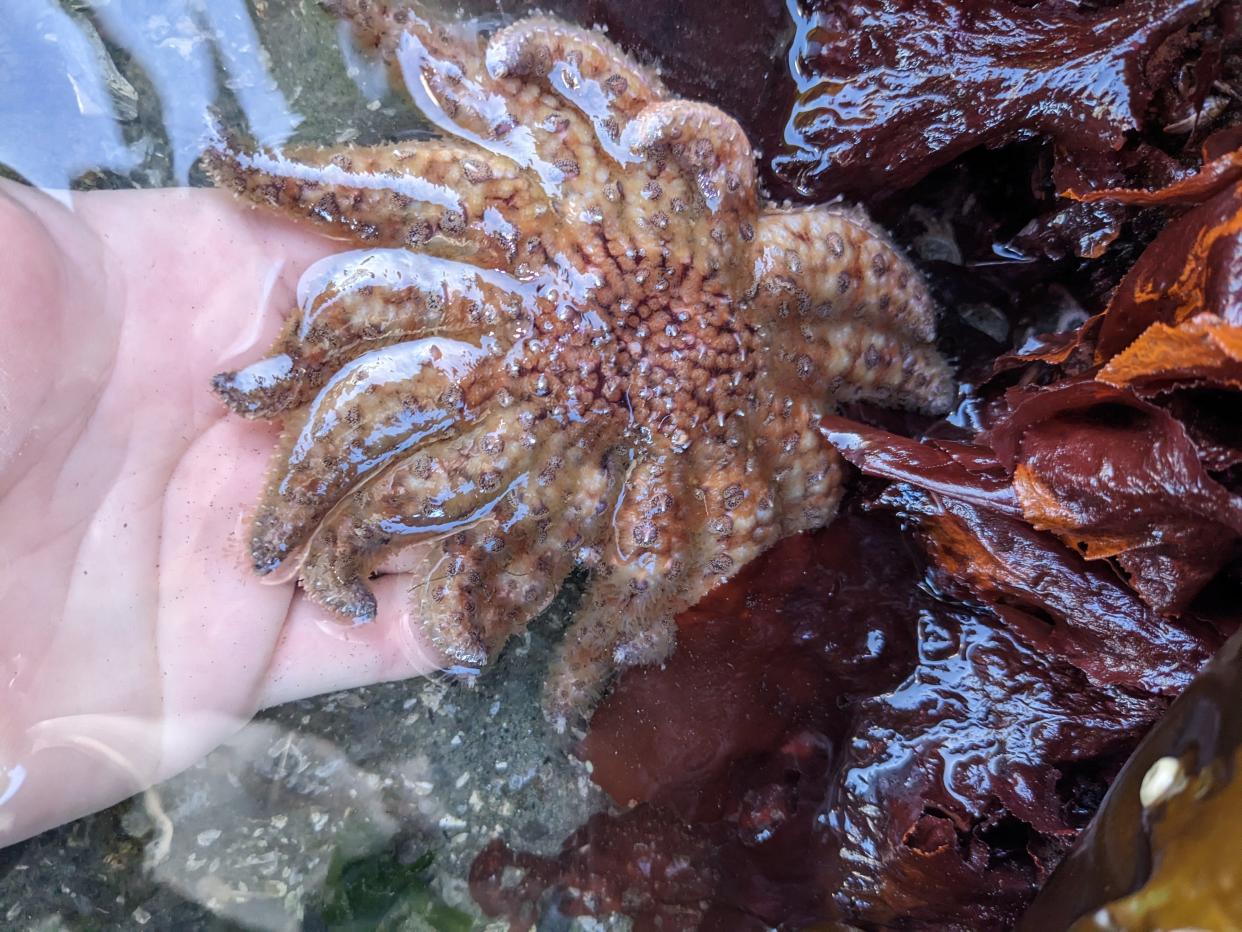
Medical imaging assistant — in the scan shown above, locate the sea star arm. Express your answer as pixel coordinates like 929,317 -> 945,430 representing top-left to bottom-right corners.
486,17 -> 666,110
414,425 -> 624,663
213,250 -> 532,418
296,405 -> 551,625
297,413 -> 623,661
331,1 -> 676,203
545,557 -> 679,732
611,101 -> 760,281
542,410 -> 851,729
247,339 -> 501,578
329,0 -> 578,196
625,102 -> 756,224
688,435 -> 778,577
326,0 -> 479,62
486,17 -> 668,160
752,396 -> 849,538
204,137 -> 546,269
751,207 -> 956,415
542,450 -> 700,729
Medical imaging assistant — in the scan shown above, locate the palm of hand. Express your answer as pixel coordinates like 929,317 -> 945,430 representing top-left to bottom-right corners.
0,183 -> 440,846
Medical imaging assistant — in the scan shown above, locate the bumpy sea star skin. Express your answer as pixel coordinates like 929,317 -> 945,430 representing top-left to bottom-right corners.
206,0 -> 955,729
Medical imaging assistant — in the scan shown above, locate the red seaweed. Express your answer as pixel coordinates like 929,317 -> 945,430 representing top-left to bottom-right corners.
825,416 -> 1224,689
814,600 -> 1162,929
469,510 -> 1174,929
772,0 -> 1216,200
1067,131 -> 1242,207
984,382 -> 1242,613
1095,179 -> 1242,359
461,0 -> 1242,925
882,483 -> 1219,694
1100,313 -> 1242,395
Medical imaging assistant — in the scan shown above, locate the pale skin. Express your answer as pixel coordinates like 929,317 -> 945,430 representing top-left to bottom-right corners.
0,180 -> 443,848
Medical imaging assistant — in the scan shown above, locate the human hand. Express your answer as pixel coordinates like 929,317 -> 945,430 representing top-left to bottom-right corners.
0,181 -> 443,847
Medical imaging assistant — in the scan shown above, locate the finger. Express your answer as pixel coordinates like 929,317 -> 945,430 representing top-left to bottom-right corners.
157,415 -> 294,720
0,415 -> 285,849
258,574 -> 445,709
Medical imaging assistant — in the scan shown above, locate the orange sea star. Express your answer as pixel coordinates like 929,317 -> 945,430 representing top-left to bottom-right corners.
207,1 -> 955,729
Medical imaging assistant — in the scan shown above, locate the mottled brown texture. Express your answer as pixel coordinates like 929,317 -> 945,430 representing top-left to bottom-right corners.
207,1 -> 954,726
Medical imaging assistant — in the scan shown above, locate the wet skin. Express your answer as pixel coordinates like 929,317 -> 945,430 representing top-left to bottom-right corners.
0,182 -> 442,848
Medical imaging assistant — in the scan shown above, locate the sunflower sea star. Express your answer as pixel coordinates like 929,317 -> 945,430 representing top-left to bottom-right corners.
206,0 -> 955,730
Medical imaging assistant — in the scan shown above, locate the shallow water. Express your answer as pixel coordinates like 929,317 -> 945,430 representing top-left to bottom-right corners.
1,0 -> 415,191
5,0 -> 1221,927
0,1 -> 618,926
0,0 -> 799,927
